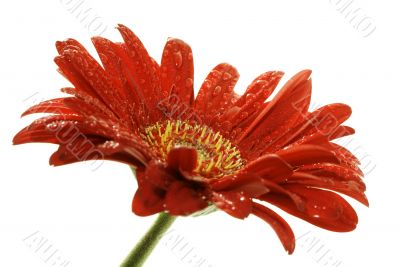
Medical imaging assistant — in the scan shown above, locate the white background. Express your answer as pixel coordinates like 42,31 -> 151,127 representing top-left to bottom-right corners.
0,0 -> 398,266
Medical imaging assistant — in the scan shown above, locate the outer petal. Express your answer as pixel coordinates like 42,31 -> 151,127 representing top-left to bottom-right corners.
210,173 -> 270,197
21,98 -> 76,117
218,71 -> 284,140
276,145 -> 340,167
283,172 -> 368,206
212,191 -> 252,219
161,38 -> 194,106
242,154 -> 293,180
252,202 -> 295,254
56,40 -> 126,120
132,169 -> 166,216
116,24 -> 163,122
238,70 -> 312,158
194,63 -> 239,132
261,186 -> 358,232
165,181 -> 208,215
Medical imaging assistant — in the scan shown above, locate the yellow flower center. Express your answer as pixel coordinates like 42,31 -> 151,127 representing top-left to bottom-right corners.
142,120 -> 244,178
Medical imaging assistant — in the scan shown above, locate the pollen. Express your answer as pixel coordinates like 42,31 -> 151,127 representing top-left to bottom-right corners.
142,120 -> 244,178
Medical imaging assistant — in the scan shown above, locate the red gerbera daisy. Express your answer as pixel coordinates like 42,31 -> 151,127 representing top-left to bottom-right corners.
13,24 -> 367,258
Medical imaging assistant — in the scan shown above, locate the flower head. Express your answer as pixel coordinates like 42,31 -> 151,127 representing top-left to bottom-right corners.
13,24 -> 367,254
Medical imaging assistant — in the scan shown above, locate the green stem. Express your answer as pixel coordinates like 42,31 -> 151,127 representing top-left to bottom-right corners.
120,212 -> 176,267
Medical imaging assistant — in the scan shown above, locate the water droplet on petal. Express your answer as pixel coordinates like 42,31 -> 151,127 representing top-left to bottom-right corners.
213,86 -> 222,96
253,102 -> 261,109
174,51 -> 183,68
240,112 -> 248,119
306,200 -> 342,220
245,93 -> 255,104
163,49 -> 169,57
223,72 -> 232,80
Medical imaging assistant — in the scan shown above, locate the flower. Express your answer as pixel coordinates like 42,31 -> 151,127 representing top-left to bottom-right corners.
13,24 -> 367,254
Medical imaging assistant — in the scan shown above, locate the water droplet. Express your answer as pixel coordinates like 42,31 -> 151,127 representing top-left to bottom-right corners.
306,200 -> 342,220
46,122 -> 59,131
187,52 -> 193,61
213,86 -> 222,96
163,49 -> 169,57
245,93 -> 255,104
174,51 -> 183,68
223,72 -> 232,80
240,112 -> 248,119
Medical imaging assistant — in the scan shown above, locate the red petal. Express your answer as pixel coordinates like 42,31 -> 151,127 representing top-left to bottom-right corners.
56,41 -> 126,119
210,173 -> 269,197
161,38 -> 194,106
276,145 -> 340,167
298,163 -> 364,186
194,63 -> 239,124
234,71 -> 284,108
222,71 -> 284,135
212,191 -> 252,219
284,172 -> 368,206
116,24 -> 163,122
167,147 -> 198,173
261,186 -> 359,232
238,70 -> 312,145
21,98 -> 76,117
165,181 -> 208,215
252,202 -> 295,254
243,154 -> 293,180
132,169 -> 166,216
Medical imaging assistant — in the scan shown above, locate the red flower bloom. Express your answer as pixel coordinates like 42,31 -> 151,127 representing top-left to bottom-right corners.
13,24 -> 367,254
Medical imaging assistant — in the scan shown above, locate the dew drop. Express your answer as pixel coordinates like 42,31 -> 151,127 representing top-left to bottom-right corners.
240,112 -> 248,119
46,122 -> 59,131
223,72 -> 232,81
174,51 -> 183,68
245,93 -> 256,104
163,49 -> 169,57
213,86 -> 222,96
